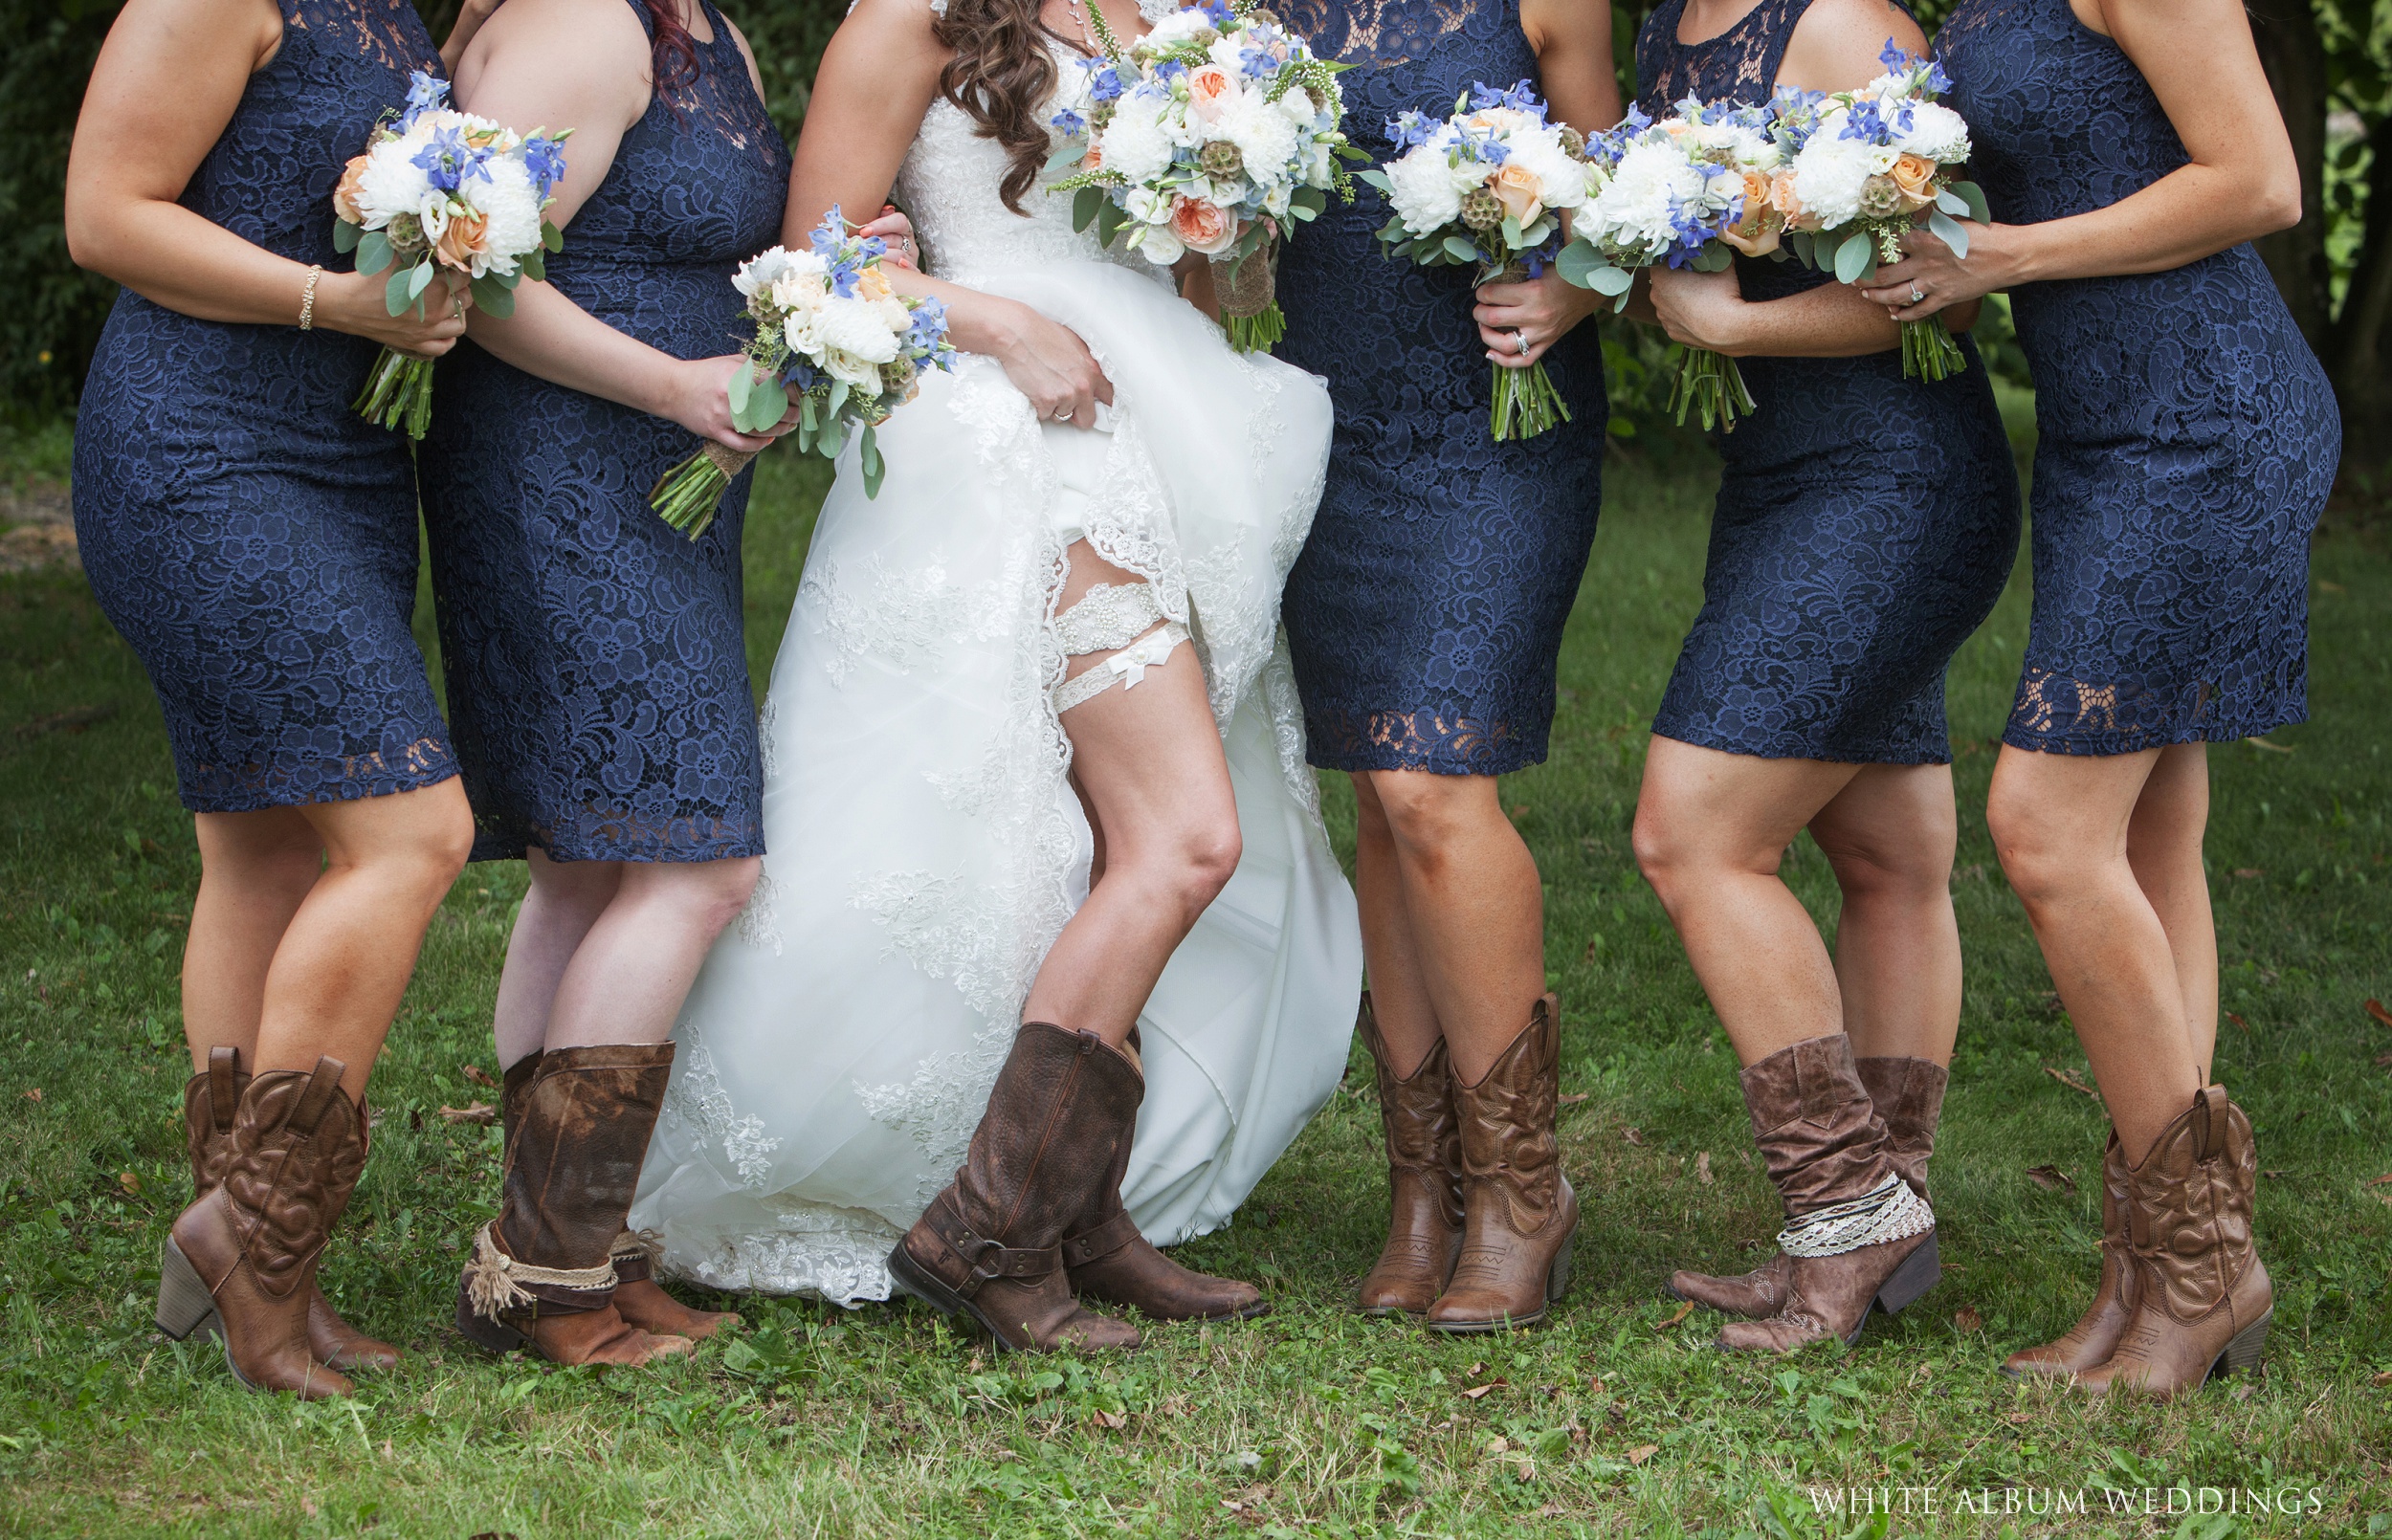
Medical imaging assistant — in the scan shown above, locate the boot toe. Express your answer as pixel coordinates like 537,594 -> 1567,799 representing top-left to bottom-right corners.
1424,1287 -> 1541,1332
1054,1312 -> 1142,1352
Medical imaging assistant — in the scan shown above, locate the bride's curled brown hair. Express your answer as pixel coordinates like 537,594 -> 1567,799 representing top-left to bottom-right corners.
936,0 -> 1066,214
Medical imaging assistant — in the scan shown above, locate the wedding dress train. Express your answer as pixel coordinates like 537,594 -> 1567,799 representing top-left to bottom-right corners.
629,29 -> 1362,1302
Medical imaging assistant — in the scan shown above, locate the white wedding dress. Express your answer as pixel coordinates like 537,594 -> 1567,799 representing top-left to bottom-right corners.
628,13 -> 1363,1303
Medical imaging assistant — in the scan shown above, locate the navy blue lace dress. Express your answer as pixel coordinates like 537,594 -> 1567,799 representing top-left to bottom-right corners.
1939,0 -> 2336,754
418,0 -> 788,863
1636,0 -> 2019,763
74,0 -> 454,812
1273,0 -> 1606,776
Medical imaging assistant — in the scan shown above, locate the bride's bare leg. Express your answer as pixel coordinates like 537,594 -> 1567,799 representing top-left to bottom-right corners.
1021,544 -> 1240,1045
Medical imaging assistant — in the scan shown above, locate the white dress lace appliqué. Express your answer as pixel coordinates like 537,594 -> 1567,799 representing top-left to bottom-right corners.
629,34 -> 1361,1303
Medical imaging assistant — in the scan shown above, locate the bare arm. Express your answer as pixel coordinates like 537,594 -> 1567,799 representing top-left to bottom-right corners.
1862,0 -> 2299,319
451,0 -> 786,451
1475,0 -> 1617,367
441,0 -> 506,73
790,0 -> 1114,426
63,0 -> 468,357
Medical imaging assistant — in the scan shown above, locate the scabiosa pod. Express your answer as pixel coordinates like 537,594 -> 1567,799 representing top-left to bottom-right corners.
333,72 -> 571,438
648,207 -> 955,538
1043,0 -> 1362,353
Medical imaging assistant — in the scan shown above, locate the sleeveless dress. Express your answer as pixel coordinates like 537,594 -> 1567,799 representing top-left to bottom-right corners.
629,5 -> 1361,1302
1272,0 -> 1606,776
1635,0 -> 2020,763
1938,0 -> 2336,754
73,0 -> 454,812
417,0 -> 788,862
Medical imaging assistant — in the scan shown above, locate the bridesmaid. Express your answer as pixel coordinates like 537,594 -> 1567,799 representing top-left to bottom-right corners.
418,0 -> 794,1366
1866,0 -> 2331,1394
1274,0 -> 1615,1332
1626,0 -> 2020,1352
65,0 -> 494,1397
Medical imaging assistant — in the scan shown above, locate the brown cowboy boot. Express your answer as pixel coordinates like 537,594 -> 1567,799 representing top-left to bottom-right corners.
454,1043 -> 694,1367
1665,1054 -> 1948,1320
2004,1131 -> 2136,1378
1354,994 -> 1465,1316
1062,1032 -> 1266,1323
2075,1089 -> 2271,1397
172,1046 -> 400,1373
1715,1036 -> 1940,1353
156,1057 -> 368,1398
1426,995 -> 1579,1333
498,1049 -> 738,1343
889,1023 -> 1144,1353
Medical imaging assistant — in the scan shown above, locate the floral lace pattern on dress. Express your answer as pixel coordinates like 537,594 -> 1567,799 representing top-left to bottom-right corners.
1939,0 -> 2334,755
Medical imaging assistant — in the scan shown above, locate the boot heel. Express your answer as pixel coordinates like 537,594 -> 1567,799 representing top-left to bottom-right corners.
155,1239 -> 221,1342
1546,1238 -> 1574,1304
2217,1309 -> 2271,1375
453,1280 -> 528,1354
1873,1231 -> 1942,1316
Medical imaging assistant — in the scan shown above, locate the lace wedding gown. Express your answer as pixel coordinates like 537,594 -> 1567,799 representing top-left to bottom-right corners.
629,11 -> 1363,1302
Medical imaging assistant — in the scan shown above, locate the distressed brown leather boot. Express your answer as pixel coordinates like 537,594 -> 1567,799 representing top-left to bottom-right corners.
889,1023 -> 1144,1353
2004,1132 -> 2135,1378
1427,996 -> 1578,1333
1714,1036 -> 1940,1353
1062,1033 -> 1265,1323
453,1044 -> 694,1367
2075,1089 -> 2271,1397
1354,993 -> 1465,1316
157,1057 -> 367,1398
171,1046 -> 400,1373
1665,1054 -> 1948,1320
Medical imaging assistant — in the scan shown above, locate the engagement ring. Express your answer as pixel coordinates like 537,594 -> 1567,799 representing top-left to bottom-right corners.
1515,332 -> 1530,356
1909,286 -> 1925,304
1054,407 -> 1073,421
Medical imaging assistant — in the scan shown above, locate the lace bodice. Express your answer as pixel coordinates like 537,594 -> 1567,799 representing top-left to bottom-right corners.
895,5 -> 1181,286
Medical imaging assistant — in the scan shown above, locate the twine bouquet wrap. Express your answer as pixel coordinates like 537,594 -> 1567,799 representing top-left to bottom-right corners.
1043,0 -> 1360,354
1774,43 -> 1987,382
1361,80 -> 1595,442
333,73 -> 569,439
649,209 -> 956,538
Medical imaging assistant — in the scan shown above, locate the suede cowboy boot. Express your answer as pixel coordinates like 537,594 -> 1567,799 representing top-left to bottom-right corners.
2074,1088 -> 2271,1397
172,1046 -> 399,1372
1354,994 -> 1466,1316
454,1043 -> 694,1367
1426,996 -> 1579,1333
2004,1131 -> 2137,1378
1666,1054 -> 1949,1321
1062,1031 -> 1266,1323
889,1023 -> 1144,1353
156,1057 -> 369,1398
1715,1036 -> 1940,1353
498,1048 -> 737,1344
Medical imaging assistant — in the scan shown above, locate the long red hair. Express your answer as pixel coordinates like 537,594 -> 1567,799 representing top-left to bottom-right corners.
644,0 -> 702,97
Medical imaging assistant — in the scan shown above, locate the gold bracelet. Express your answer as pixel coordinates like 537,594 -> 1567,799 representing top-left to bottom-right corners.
299,265 -> 323,331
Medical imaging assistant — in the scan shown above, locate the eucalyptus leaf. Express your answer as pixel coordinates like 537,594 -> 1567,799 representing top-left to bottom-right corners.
520,247 -> 546,283
469,274 -> 515,319
1499,215 -> 1523,251
1073,186 -> 1103,234
1833,234 -> 1872,285
542,220 -> 565,253
1290,187 -> 1326,216
1555,239 -> 1603,288
357,230 -> 393,276
406,262 -> 434,300
333,220 -> 362,254
1692,243 -> 1734,273
1789,230 -> 1818,270
1442,234 -> 1479,264
1953,180 -> 1991,224
726,357 -> 753,421
1356,168 -> 1395,194
860,425 -> 884,499
826,377 -> 851,421
1095,199 -> 1127,249
1935,187 -> 1971,218
1927,208 -> 1971,258
384,265 -> 413,317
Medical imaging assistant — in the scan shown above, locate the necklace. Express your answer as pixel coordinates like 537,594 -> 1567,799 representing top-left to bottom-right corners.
1061,0 -> 1097,50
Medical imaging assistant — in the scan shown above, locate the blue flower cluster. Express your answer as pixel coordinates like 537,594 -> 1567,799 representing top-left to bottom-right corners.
399,71 -> 448,130
808,205 -> 887,299
411,124 -> 493,194
1469,79 -> 1547,121
523,136 -> 568,199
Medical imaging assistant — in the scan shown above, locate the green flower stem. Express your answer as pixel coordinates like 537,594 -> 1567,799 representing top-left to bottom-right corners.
1489,360 -> 1570,443
1667,346 -> 1758,434
352,348 -> 436,441
648,441 -> 758,539
1900,316 -> 1969,382
1225,303 -> 1287,355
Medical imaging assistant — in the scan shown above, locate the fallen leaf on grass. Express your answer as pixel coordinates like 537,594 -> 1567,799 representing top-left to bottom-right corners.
2372,1371 -> 2392,1387
1557,1091 -> 1589,1106
2232,1384 -> 2254,1402
1588,1376 -> 1606,1397
11,705 -> 118,740
2319,580 -> 2347,594
1488,1437 -> 1509,1454
1954,1307 -> 1982,1331
2025,1164 -> 2076,1194
2244,737 -> 2294,755
461,1064 -> 498,1088
1513,1459 -> 1538,1484
1461,1381 -> 1504,1400
2226,1012 -> 2250,1033
1695,1152 -> 1713,1185
21,1089 -> 38,1102
2233,869 -> 2265,880
1655,1301 -> 1694,1331
2006,1411 -> 2032,1426
438,1102 -> 497,1125
118,1172 -> 139,1196
2366,999 -> 2392,1030
2043,1067 -> 2100,1098
2378,1052 -> 2392,1070
1621,1126 -> 1647,1147
2263,1170 -> 2288,1180
1628,1444 -> 1659,1466
2366,1174 -> 2392,1187
1537,1504 -> 1569,1518
1089,1409 -> 1126,1430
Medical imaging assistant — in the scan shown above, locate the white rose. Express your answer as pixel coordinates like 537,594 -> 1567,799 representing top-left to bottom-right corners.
1136,223 -> 1185,264
1099,99 -> 1175,186
1505,133 -> 1589,211
1223,96 -> 1298,182
1386,144 -> 1466,236
1124,185 -> 1170,224
1890,100 -> 1970,165
1262,182 -> 1291,217
824,348 -> 884,392
816,294 -> 900,364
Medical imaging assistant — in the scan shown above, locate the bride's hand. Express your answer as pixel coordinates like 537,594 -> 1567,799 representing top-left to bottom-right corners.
988,300 -> 1114,429
655,354 -> 801,453
855,206 -> 919,272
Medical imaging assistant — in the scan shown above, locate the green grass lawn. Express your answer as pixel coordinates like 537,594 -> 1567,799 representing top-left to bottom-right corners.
2,443 -> 2388,1538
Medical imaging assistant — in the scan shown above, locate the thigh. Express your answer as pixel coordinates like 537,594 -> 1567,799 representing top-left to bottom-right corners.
1637,736 -> 1860,869
1807,763 -> 1959,879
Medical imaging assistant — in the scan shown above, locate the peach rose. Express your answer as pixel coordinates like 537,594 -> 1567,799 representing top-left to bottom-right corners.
1170,195 -> 1238,255
1721,171 -> 1781,256
1890,152 -> 1938,210
333,154 -> 371,225
1467,106 -> 1535,135
434,209 -> 487,272
855,265 -> 895,302
1187,64 -> 1237,123
1489,162 -> 1544,227
1766,169 -> 1809,228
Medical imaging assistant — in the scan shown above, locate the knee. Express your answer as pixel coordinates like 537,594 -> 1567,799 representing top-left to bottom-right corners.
1984,790 -> 2071,910
378,806 -> 475,906
1814,827 -> 1952,907
1362,772 -> 1480,869
1629,801 -> 1699,907
1171,816 -> 1243,910
680,856 -> 764,937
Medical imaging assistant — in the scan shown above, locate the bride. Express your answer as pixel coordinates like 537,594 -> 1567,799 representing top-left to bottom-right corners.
630,0 -> 1362,1347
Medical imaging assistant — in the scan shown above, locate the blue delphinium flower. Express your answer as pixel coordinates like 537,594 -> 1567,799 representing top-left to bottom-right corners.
399,72 -> 449,130
783,359 -> 821,393
411,125 -> 490,193
1085,59 -> 1126,101
1470,79 -> 1546,121
905,297 -> 954,364
1839,96 -> 1888,143
1052,107 -> 1087,137
1386,109 -> 1438,153
1198,0 -> 1234,26
1878,36 -> 1912,72
522,135 -> 568,199
1239,42 -> 1276,78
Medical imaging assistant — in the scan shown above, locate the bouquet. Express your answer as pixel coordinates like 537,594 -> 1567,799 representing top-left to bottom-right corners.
1043,0 -> 1358,352
1774,43 -> 1987,380
648,208 -> 955,538
1560,99 -> 1777,432
333,73 -> 568,438
1360,80 -> 1594,441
